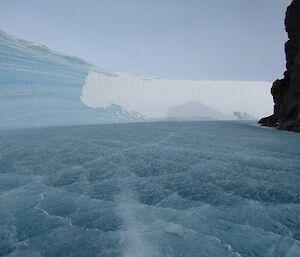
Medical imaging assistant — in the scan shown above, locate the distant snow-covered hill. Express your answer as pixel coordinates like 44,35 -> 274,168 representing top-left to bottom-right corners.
166,101 -> 234,120
0,30 -> 273,129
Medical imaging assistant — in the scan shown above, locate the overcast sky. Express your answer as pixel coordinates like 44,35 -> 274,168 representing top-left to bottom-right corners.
0,0 -> 292,81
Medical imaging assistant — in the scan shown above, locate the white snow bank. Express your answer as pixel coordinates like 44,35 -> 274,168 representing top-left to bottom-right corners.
81,71 -> 273,119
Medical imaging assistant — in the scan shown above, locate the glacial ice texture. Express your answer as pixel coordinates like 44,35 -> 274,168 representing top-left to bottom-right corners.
0,121 -> 300,257
0,30 -> 137,129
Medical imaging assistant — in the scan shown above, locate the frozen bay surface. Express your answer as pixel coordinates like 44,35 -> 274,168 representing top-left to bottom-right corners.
0,121 -> 300,257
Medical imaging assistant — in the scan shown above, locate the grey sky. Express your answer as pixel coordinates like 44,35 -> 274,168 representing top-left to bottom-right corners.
0,0 -> 292,81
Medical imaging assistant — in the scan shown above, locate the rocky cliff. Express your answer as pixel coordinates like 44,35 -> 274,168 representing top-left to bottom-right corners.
259,0 -> 300,132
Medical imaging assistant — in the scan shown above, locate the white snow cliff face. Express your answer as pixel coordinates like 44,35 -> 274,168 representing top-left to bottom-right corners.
81,71 -> 273,120
0,30 -> 272,129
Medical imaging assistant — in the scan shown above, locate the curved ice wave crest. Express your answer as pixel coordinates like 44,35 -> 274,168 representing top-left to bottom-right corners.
0,30 -> 139,129
81,71 -> 273,118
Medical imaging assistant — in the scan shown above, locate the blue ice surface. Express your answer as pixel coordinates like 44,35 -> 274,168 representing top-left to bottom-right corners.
0,121 -> 300,257
0,30 -> 137,130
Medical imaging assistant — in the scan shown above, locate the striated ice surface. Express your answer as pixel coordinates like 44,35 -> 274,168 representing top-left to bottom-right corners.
0,121 -> 300,257
0,30 -> 139,129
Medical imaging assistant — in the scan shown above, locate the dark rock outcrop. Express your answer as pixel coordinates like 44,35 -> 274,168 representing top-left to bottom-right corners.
259,0 -> 300,132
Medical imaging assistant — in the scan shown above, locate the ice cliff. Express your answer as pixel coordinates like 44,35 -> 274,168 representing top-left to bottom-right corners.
0,30 -> 137,129
0,29 -> 273,129
81,71 -> 272,120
